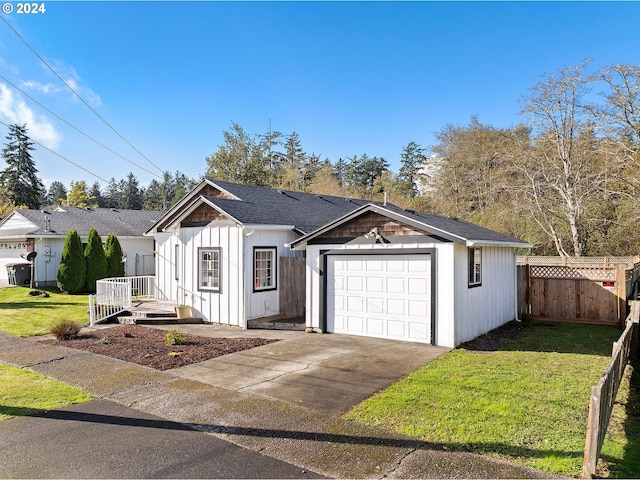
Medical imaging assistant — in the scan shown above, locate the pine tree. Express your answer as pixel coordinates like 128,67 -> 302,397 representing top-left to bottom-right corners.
84,227 -> 107,293
105,233 -> 125,277
57,229 -> 85,293
0,124 -> 45,209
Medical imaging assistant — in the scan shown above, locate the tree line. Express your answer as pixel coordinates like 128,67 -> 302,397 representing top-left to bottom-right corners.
2,60 -> 639,256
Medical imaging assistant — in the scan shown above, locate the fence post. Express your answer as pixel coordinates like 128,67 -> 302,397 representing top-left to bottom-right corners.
617,266 -> 627,326
582,385 -> 601,479
631,301 -> 640,362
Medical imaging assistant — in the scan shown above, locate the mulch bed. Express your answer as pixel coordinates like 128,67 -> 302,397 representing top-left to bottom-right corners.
41,325 -> 278,371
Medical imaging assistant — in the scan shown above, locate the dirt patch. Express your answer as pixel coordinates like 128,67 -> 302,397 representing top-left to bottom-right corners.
40,325 -> 278,371
460,320 -> 526,352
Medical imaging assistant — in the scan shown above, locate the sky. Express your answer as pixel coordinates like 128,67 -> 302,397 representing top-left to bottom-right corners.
1,1 -> 639,192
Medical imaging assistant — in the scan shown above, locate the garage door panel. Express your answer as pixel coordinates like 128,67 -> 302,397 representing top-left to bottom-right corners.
327,254 -> 431,344
366,276 -> 384,293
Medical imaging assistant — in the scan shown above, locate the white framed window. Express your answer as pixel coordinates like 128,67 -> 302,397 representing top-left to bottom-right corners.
199,247 -> 221,292
468,247 -> 482,287
174,244 -> 180,281
254,247 -> 276,292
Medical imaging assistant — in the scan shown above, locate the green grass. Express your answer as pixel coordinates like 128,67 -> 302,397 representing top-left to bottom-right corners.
346,321 -> 639,478
0,363 -> 92,420
0,286 -> 89,337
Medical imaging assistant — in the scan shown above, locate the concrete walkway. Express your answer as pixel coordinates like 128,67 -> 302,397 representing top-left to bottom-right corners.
0,327 -> 561,479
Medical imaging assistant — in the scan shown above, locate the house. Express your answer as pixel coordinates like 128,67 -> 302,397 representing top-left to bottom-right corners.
148,179 -> 530,348
0,207 -> 161,287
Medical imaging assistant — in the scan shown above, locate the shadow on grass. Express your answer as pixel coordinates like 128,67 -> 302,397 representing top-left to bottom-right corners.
0,301 -> 88,310
3,403 -> 581,471
601,360 -> 640,478
462,319 -> 622,357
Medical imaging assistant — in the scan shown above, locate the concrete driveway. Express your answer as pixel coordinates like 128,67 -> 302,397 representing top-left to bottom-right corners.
150,325 -> 450,414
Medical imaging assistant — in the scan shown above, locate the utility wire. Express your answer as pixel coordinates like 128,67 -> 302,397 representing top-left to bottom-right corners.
0,118 -> 110,183
0,74 -> 163,179
0,15 -> 166,176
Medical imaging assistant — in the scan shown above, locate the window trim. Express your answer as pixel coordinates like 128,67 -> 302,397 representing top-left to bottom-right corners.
253,246 -> 277,292
198,247 -> 221,293
468,246 -> 482,288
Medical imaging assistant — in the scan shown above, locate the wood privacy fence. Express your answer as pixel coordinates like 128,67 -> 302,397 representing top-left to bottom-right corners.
517,258 -> 640,326
279,256 -> 306,318
582,302 -> 640,479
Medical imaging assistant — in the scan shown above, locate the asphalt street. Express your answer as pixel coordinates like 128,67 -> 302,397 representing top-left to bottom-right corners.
0,399 -> 324,479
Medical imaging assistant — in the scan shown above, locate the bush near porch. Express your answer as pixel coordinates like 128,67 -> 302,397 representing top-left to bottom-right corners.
346,320 -> 640,478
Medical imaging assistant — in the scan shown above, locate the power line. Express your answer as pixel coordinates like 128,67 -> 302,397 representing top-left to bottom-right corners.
0,119 -> 110,183
0,15 -> 166,176
0,74 -> 163,179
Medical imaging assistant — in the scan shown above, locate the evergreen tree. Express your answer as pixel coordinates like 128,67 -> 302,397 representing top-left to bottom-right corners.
0,124 -> 45,209
57,229 -> 85,293
105,233 -> 125,277
143,179 -> 164,211
119,172 -> 143,209
84,227 -> 107,293
102,178 -> 120,208
399,141 -> 427,197
45,181 -> 67,206
89,182 -> 105,207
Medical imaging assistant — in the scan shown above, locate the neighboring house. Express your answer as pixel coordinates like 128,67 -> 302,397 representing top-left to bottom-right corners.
0,207 -> 161,287
148,179 -> 530,348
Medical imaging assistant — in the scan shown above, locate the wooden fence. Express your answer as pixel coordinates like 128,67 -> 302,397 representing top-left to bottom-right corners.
518,258 -> 640,326
279,256 -> 306,318
582,302 -> 639,478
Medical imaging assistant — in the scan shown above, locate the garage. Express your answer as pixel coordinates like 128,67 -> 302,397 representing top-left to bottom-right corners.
326,252 -> 433,344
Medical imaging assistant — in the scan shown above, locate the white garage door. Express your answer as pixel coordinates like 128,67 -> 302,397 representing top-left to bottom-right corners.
326,254 -> 432,344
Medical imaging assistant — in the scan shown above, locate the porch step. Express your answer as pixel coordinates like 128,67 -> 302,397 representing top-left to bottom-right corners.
247,316 -> 305,331
118,314 -> 204,325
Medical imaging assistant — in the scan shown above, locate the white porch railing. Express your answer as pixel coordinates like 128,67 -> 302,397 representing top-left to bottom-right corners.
89,275 -> 163,326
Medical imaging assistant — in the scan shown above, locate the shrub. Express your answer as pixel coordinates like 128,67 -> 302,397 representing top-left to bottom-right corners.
105,233 -> 125,278
51,320 -> 81,340
165,328 -> 188,347
57,229 -> 85,293
84,227 -> 107,293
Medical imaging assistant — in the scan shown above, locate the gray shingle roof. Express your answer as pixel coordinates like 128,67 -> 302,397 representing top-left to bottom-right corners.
152,179 -> 528,246
201,180 -> 375,233
5,207 -> 161,237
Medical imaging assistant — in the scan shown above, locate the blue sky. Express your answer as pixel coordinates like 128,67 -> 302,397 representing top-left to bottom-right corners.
1,1 -> 639,191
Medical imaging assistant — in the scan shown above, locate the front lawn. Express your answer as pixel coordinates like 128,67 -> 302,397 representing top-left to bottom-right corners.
0,363 -> 92,420
0,286 -> 89,337
346,321 -> 639,478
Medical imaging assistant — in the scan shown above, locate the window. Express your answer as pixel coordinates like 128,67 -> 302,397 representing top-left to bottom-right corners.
199,248 -> 221,292
254,247 -> 276,291
174,244 -> 179,281
468,247 -> 482,287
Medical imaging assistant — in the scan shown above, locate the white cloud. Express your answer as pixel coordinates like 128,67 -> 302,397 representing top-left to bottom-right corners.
45,62 -> 102,107
20,80 -> 61,95
0,83 -> 62,149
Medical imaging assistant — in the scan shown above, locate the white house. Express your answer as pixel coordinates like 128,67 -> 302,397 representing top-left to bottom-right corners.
148,179 -> 530,348
0,207 -> 160,287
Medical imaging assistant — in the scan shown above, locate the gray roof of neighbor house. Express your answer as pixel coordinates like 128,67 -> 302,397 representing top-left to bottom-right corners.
0,207 -> 161,238
148,179 -> 529,247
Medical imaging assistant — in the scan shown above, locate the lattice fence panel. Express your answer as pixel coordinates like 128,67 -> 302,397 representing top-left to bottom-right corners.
530,265 -> 616,281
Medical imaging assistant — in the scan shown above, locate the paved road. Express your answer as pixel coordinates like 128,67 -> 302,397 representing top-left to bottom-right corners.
0,399 -> 324,479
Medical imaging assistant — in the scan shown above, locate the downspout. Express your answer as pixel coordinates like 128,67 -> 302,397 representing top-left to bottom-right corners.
514,251 -> 521,322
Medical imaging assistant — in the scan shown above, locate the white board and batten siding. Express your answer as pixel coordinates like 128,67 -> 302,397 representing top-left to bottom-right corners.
244,228 -> 302,321
157,224 -> 302,328
452,244 -> 518,346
